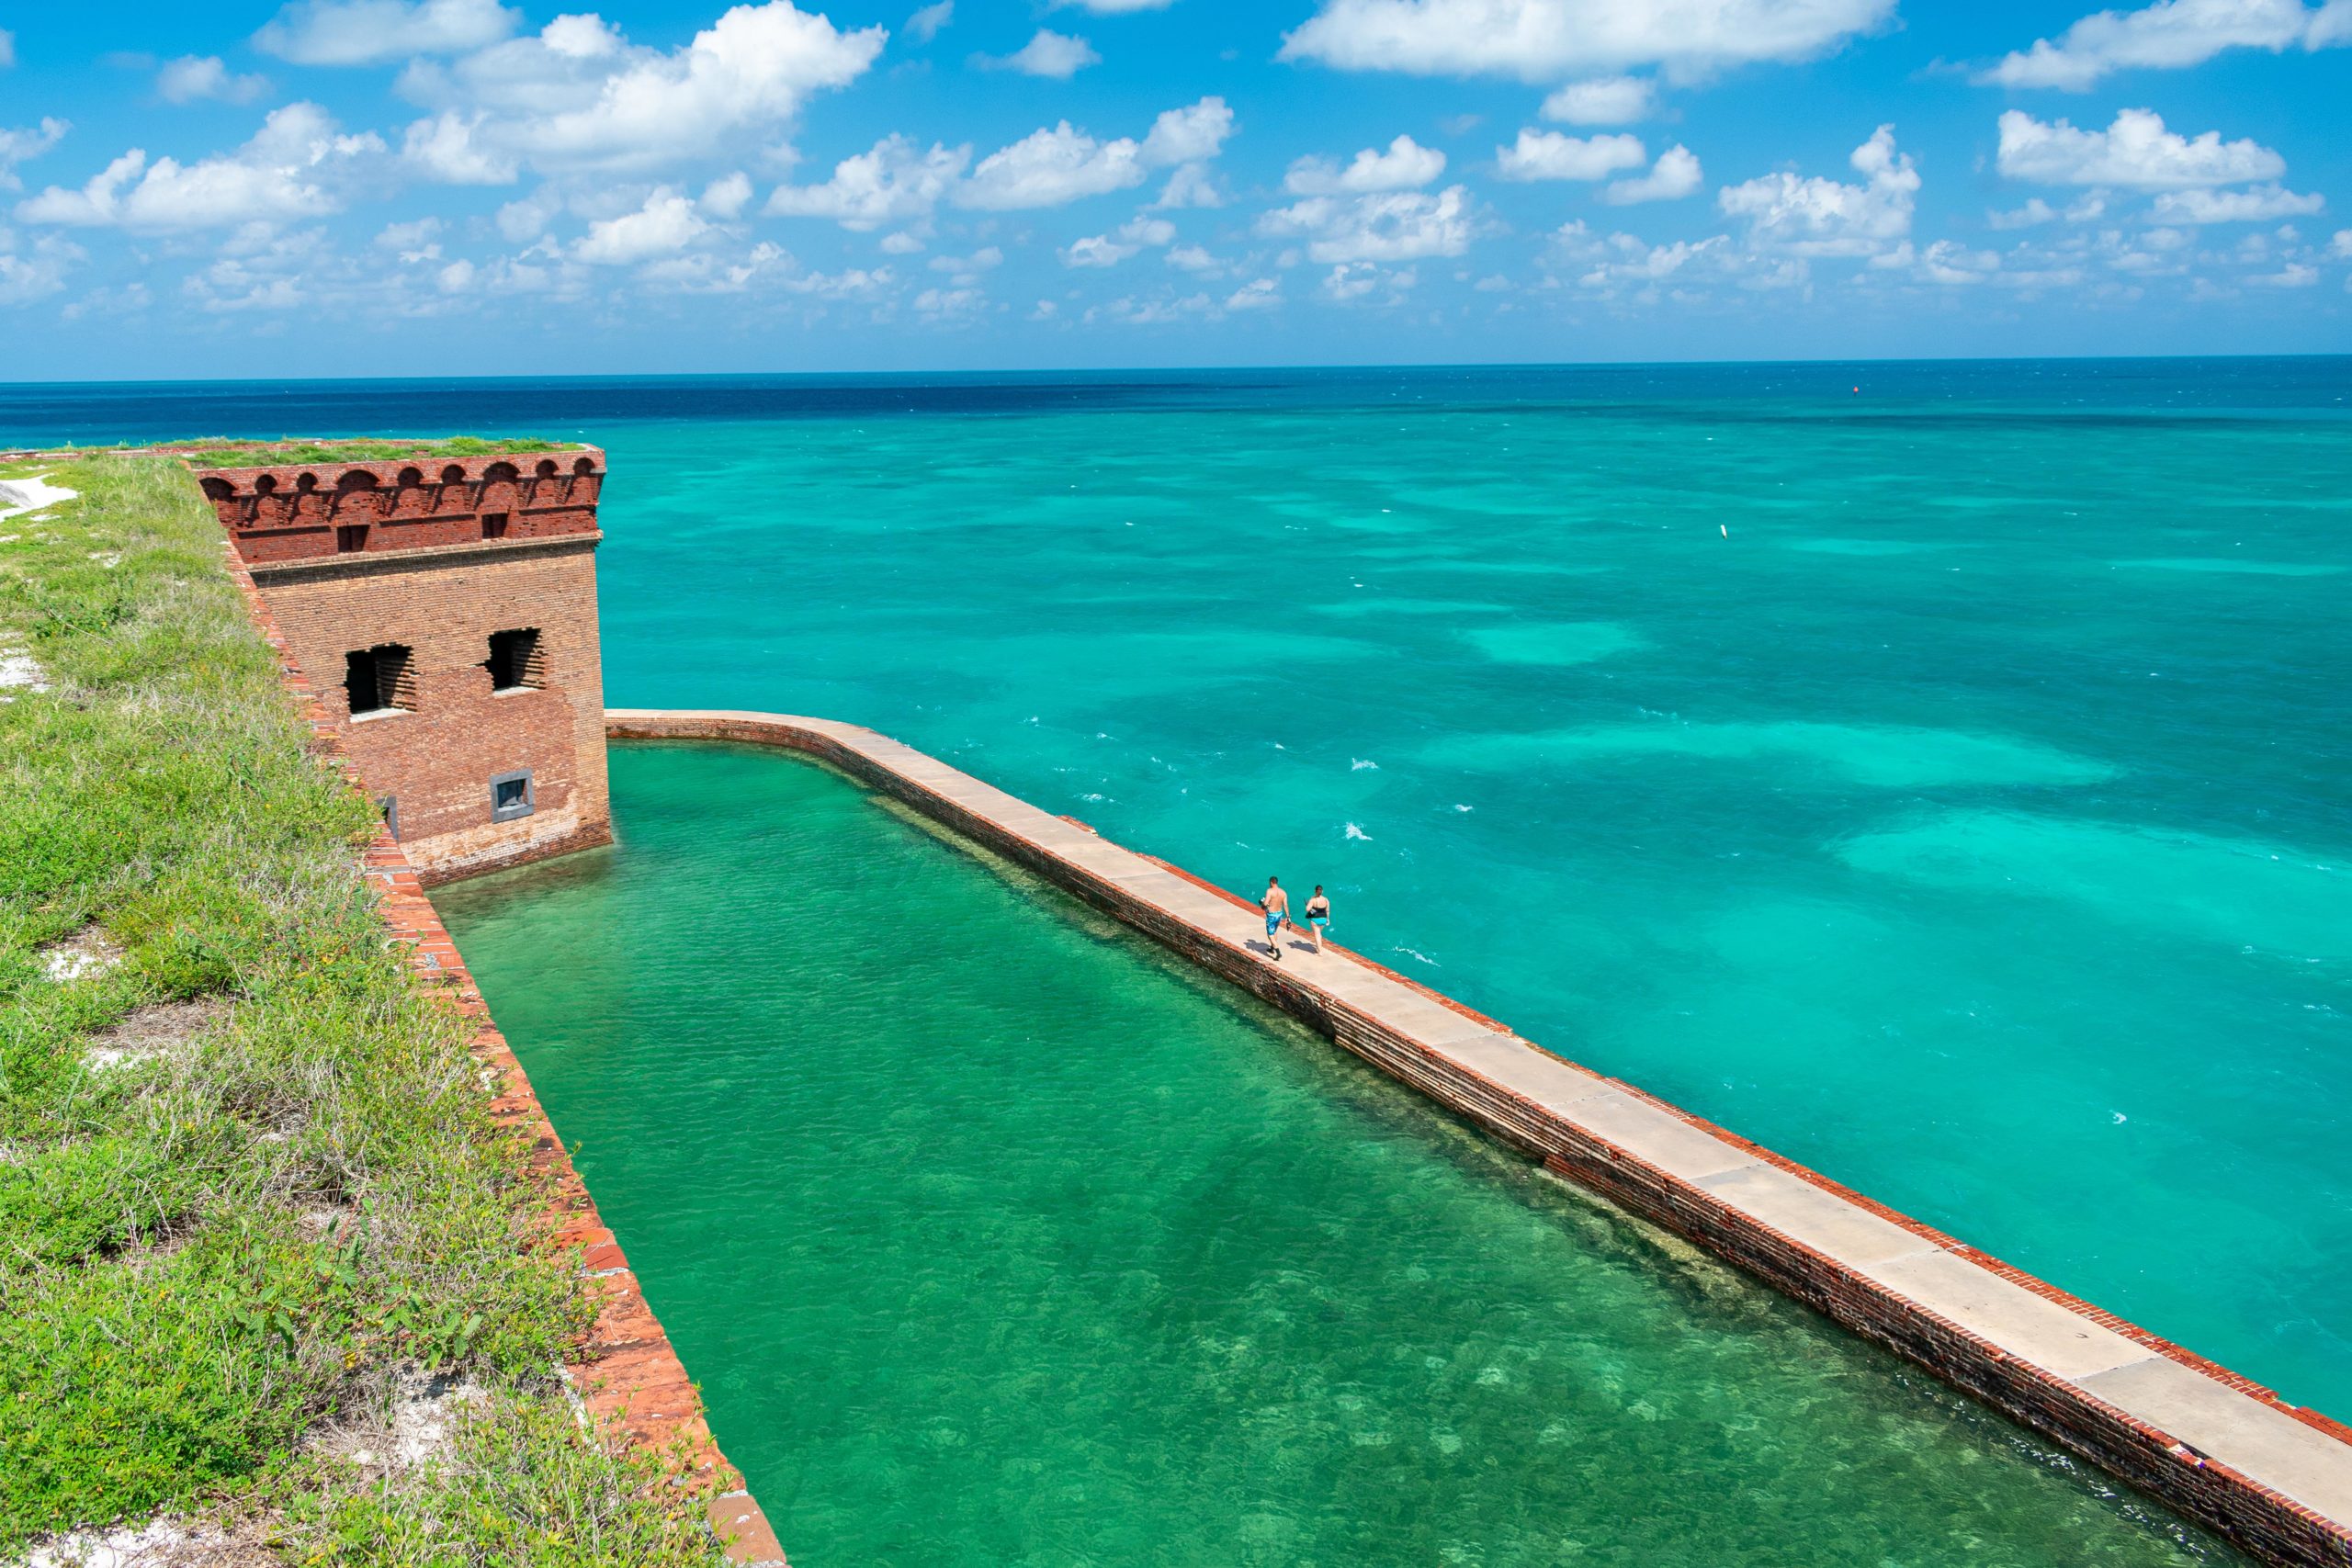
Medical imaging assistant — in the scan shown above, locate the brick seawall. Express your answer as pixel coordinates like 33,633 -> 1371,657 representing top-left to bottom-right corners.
607,707 -> 2352,1568
222,559 -> 783,1566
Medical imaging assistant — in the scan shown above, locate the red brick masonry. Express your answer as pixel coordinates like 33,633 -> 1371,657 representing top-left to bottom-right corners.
221,558 -> 782,1566
608,708 -> 2352,1568
194,450 -> 615,886
198,449 -> 603,565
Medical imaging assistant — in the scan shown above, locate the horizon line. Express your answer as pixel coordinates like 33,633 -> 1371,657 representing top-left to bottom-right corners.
5,350 -> 2351,392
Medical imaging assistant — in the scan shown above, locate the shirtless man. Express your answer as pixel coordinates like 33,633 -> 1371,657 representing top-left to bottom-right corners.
1261,875 -> 1290,962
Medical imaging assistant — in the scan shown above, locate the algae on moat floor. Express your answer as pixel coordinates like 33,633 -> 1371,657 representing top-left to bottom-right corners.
439,741 -> 2247,1568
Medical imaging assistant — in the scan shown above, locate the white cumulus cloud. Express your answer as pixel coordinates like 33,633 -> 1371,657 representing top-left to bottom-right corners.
958,97 -> 1230,210
977,28 -> 1101,77
17,103 -> 383,231
158,56 -> 272,105
2147,183 -> 2324,221
1718,123 -> 1916,255
1060,213 -> 1176,266
1541,74 -> 1655,122
1977,0 -> 2350,90
0,118 -> 68,193
401,111 -> 515,182
1283,134 -> 1445,194
1226,276 -> 1281,310
1996,107 -> 2285,188
963,123 -> 1142,207
573,187 -> 708,263
1140,97 -> 1236,164
701,170 -> 752,218
766,135 -> 972,229
0,231 -> 81,304
1278,0 -> 1894,84
1054,0 -> 1177,11
1560,224 -> 1732,291
254,0 -> 519,65
1605,143 -> 1702,202
1496,128 -> 1646,181
1151,162 -> 1225,208
2247,260 -> 2319,286
928,244 -> 1001,284
905,0 -> 954,42
399,4 -> 885,175
1260,184 -> 1475,263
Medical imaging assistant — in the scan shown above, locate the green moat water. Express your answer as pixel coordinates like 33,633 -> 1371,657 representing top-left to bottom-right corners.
438,744 -> 2240,1567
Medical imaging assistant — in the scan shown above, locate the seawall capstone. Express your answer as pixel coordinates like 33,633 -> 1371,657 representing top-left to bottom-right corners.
220,555 -> 784,1567
606,707 -> 2352,1568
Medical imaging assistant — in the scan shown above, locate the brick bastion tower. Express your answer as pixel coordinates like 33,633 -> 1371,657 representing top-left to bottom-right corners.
195,449 -> 613,884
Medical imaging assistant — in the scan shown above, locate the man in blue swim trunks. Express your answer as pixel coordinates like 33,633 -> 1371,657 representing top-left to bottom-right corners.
1261,875 -> 1290,962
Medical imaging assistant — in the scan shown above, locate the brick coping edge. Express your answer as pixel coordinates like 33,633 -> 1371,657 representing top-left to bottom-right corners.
221,558 -> 784,1567
606,708 -> 2352,1568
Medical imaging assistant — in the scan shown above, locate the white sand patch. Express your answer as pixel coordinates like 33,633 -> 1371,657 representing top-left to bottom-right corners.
40,927 -> 123,984
19,1516 -> 279,1566
0,649 -> 44,697
308,1365 -> 485,1473
0,474 -> 76,522
85,998 -> 227,1072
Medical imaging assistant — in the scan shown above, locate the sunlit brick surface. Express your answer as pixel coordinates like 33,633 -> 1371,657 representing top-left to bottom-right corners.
196,452 -> 613,884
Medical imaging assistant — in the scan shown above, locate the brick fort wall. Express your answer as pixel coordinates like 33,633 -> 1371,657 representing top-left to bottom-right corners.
194,449 -> 614,884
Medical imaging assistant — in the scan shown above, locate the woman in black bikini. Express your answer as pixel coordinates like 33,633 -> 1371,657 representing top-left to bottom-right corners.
1303,886 -> 1331,953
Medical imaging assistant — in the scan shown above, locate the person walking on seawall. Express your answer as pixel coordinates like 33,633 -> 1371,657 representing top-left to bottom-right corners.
1303,886 -> 1331,953
1261,875 -> 1290,962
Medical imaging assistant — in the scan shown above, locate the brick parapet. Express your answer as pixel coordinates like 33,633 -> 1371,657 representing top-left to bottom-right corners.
193,447 -> 605,564
220,561 -> 782,1566
605,707 -> 2352,1568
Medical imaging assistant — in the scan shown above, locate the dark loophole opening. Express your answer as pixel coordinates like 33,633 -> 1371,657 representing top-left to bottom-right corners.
344,644 -> 414,716
486,627 -> 543,693
490,769 -> 535,823
482,512 -> 510,539
336,524 -> 369,553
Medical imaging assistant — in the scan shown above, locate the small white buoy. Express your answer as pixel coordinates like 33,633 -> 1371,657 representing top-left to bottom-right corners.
1720,524 -> 1729,539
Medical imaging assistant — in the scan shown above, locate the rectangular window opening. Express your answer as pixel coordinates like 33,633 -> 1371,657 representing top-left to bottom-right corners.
379,795 -> 401,841
336,524 -> 369,553
481,512 -> 510,539
344,644 -> 416,716
486,627 -> 544,693
490,769 -> 535,823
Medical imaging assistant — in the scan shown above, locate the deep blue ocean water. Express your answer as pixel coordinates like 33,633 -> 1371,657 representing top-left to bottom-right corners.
8,358 -> 2346,1416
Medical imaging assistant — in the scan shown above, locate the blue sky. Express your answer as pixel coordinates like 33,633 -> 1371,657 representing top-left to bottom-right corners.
1,0 -> 2346,377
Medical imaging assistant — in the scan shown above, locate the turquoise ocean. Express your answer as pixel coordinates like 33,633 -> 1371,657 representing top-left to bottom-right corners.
8,359 -> 2347,1424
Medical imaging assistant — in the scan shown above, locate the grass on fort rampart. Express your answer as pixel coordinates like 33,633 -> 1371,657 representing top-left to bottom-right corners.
171,436 -> 579,468
4,437 -> 582,469
0,455 -> 723,1563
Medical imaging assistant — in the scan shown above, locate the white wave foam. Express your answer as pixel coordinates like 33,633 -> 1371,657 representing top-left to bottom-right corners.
1344,822 -> 1372,840
1351,758 -> 1378,771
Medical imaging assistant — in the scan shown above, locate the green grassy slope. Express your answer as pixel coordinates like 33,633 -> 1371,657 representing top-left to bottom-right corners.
0,456 -> 723,1564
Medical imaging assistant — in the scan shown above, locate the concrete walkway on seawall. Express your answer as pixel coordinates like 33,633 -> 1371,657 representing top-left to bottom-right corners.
608,709 -> 2352,1568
